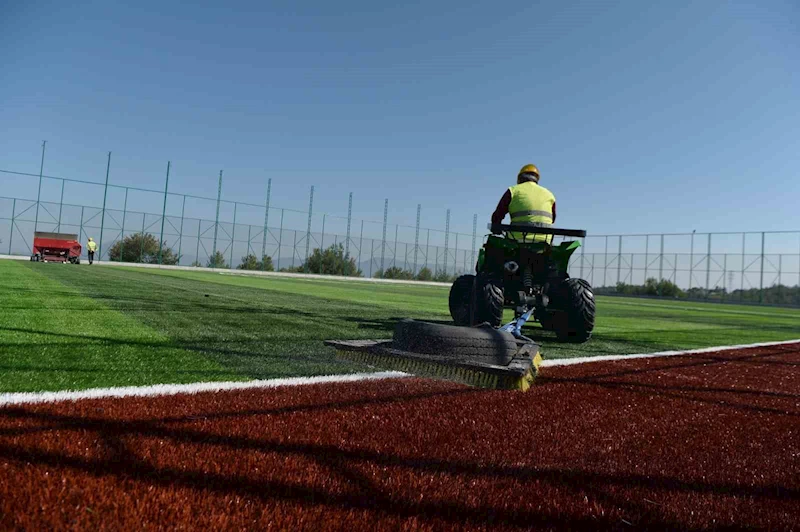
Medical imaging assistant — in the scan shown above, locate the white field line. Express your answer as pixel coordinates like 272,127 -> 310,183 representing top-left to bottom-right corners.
0,371 -> 407,407
2,339 -> 798,407
540,338 -> 800,367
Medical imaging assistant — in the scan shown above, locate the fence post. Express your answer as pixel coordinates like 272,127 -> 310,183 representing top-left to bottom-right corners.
393,224 -> 398,269
79,207 -> 84,246
212,170 -> 223,265
357,219 -> 363,271
304,186 -> 314,273
277,209 -> 284,270
261,178 -> 271,268
722,254 -> 727,301
98,151 -> 112,260
706,233 -> 711,297
580,236 -> 585,279
158,161 -> 170,264
345,192 -> 352,258
140,214 -> 146,262
380,199 -> 388,273
426,229 -> 430,270
120,188 -> 129,261
454,232 -> 458,275
644,235 -> 649,281
57,179 -> 65,232
321,214 -> 326,251
471,214 -> 477,269
229,202 -> 237,269
195,219 -> 201,266
741,233 -> 746,302
658,234 -> 664,296
617,235 -> 622,285
759,231 -> 765,303
414,204 -> 421,274
177,195 -> 186,265
689,231 -> 695,290
34,140 -> 46,232
603,236 -> 608,288
444,209 -> 450,275
8,198 -> 15,254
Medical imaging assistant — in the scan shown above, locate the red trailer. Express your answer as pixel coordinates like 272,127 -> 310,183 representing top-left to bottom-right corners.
30,232 -> 82,264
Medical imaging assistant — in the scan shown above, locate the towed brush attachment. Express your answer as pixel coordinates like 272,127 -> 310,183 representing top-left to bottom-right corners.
325,320 -> 543,391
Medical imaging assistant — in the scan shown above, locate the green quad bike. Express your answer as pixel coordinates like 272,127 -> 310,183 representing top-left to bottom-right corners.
449,222 -> 596,342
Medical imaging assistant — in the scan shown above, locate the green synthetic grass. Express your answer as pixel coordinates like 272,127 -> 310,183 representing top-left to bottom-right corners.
0,259 -> 798,393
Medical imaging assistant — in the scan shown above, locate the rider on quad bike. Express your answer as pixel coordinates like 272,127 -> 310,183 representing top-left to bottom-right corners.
448,163 -> 595,342
491,164 -> 556,243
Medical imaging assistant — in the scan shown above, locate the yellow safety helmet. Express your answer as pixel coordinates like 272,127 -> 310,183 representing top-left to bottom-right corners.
517,164 -> 540,183
88,237 -> 94,241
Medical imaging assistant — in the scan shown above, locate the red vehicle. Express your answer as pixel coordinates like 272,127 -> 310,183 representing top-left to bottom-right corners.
30,232 -> 82,264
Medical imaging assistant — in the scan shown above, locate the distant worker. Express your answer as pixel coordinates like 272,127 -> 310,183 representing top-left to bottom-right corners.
86,237 -> 97,265
491,164 -> 556,243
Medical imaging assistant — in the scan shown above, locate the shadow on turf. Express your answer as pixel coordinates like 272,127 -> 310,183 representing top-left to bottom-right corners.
0,387 -> 797,529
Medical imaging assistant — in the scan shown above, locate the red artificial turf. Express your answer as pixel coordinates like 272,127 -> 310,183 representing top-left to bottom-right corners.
0,343 -> 798,530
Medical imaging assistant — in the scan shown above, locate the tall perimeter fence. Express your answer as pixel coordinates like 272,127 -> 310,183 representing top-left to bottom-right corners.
1,142 -> 799,306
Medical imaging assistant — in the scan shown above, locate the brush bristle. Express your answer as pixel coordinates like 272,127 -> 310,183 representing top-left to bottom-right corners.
337,350 -> 540,391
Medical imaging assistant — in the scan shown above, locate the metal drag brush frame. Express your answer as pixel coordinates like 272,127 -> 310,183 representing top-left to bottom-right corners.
325,338 -> 543,391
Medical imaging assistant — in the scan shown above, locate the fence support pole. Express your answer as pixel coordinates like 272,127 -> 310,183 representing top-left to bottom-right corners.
706,233 -> 712,297
212,170 -> 223,265
229,202 -> 237,269
617,235 -> 622,285
414,204 -> 421,274
140,214 -> 146,262
759,231 -> 765,303
426,229 -> 430,270
393,224 -> 398,269
261,178 -> 271,268
321,214 -> 326,250
444,209 -> 450,275
195,219 -> 201,266
34,140 -> 46,232
741,233 -> 746,301
357,219 -> 363,271
644,235 -> 649,281
380,199 -> 388,273
277,209 -> 284,270
689,231 -> 695,290
98,151 -> 112,260
304,186 -> 314,273
604,236 -> 608,287
79,207 -> 84,245
120,188 -> 129,261
345,192 -> 352,258
8,199 -> 15,254
158,161 -> 170,264
57,179 -> 65,232
471,214 -> 477,269
177,195 -> 186,264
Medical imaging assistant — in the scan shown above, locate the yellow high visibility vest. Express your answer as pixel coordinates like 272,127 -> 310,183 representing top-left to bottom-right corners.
508,182 -> 556,243
87,241 -> 97,252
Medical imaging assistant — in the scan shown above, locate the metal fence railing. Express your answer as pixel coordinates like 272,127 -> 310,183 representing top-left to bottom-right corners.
2,142 -> 799,306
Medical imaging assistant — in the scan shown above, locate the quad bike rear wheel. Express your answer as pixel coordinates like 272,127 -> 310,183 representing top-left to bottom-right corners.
553,278 -> 595,343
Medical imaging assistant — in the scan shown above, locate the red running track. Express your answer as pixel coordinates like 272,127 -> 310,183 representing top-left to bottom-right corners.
0,343 -> 798,530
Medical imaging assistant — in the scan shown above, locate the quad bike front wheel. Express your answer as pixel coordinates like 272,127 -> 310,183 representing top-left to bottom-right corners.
449,274 -> 475,326
553,278 -> 595,343
474,273 -> 504,327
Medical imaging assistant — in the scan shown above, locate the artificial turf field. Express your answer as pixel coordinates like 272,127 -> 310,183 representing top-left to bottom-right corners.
1,258 -> 798,393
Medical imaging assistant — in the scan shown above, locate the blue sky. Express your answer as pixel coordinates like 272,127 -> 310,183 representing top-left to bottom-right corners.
1,0 -> 798,241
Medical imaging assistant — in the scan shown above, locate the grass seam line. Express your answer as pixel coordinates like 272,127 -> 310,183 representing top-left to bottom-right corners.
540,338 -> 800,367
0,371 -> 408,407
